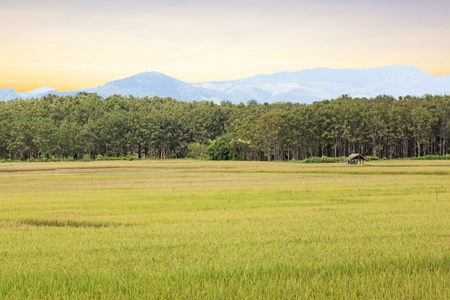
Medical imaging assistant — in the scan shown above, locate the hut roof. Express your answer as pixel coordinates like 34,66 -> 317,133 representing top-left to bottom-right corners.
343,153 -> 368,162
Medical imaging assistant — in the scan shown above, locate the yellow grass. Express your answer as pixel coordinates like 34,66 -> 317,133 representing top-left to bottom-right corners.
0,160 -> 449,298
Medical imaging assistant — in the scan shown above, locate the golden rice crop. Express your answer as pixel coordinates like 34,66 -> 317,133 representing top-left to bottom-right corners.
0,160 -> 449,298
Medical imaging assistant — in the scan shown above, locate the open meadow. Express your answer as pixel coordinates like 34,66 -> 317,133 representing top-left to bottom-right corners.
0,159 -> 449,298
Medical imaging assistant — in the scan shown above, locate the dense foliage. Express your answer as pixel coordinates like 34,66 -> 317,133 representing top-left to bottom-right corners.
0,93 -> 449,161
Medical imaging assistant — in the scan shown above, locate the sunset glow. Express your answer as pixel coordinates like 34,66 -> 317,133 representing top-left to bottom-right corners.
1,0 -> 449,92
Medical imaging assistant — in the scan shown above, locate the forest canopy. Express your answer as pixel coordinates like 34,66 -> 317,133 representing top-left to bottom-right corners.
0,93 -> 449,161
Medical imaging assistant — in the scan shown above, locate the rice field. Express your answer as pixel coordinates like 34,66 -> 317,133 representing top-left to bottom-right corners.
0,160 -> 449,299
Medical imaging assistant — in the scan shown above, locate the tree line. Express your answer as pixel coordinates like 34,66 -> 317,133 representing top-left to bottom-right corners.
0,93 -> 448,161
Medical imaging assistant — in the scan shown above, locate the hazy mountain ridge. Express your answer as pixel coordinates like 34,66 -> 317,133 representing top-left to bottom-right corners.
193,65 -> 450,102
2,65 -> 449,103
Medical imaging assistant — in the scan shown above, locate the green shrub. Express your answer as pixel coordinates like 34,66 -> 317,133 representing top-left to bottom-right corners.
229,139 -> 255,161
187,142 -> 208,159
126,155 -> 139,161
301,156 -> 346,163
406,154 -> 450,160
206,137 -> 232,160
366,156 -> 380,161
80,154 -> 91,161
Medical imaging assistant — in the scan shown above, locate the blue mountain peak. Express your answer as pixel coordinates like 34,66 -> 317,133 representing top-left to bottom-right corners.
1,65 -> 449,102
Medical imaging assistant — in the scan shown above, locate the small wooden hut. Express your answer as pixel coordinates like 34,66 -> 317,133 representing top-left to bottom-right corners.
343,153 -> 368,165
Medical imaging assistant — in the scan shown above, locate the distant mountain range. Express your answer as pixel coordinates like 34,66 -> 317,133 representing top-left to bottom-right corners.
1,65 -> 449,103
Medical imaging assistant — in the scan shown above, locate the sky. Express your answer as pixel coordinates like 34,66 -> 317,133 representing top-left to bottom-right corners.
1,0 -> 449,92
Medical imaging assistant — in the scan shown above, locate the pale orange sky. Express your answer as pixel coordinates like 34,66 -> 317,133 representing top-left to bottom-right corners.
1,0 -> 449,92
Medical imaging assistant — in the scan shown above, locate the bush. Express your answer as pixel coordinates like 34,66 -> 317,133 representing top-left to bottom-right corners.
301,156 -> 346,163
126,155 -> 139,161
406,154 -> 450,160
80,154 -> 91,161
229,139 -> 255,161
187,142 -> 208,159
206,137 -> 232,160
366,156 -> 380,161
